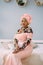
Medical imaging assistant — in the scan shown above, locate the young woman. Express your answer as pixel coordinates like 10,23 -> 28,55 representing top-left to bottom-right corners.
4,14 -> 33,65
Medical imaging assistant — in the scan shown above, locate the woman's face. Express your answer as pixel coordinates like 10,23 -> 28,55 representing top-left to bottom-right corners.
21,18 -> 29,28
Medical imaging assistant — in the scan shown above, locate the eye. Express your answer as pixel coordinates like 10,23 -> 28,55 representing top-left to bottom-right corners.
21,19 -> 24,22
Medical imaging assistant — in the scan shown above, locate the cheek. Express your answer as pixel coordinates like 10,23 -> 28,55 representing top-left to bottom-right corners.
21,22 -> 24,26
26,22 -> 28,25
21,22 -> 27,26
24,23 -> 27,26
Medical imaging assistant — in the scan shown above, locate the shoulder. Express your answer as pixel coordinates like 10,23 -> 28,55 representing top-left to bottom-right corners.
28,26 -> 33,33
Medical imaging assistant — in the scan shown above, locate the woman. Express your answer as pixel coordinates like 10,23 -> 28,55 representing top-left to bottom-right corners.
4,14 -> 33,65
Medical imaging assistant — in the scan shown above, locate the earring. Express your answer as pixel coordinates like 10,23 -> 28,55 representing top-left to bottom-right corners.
16,0 -> 28,6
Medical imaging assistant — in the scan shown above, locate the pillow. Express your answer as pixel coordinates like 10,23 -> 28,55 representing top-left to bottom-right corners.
31,42 -> 38,49
0,41 -> 9,49
0,41 -> 14,50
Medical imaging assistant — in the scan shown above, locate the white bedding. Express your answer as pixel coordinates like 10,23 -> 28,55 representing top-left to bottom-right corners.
32,44 -> 43,54
0,40 -> 43,65
0,40 -> 14,65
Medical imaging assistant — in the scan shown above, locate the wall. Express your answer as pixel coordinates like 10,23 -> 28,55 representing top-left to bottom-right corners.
0,0 -> 43,40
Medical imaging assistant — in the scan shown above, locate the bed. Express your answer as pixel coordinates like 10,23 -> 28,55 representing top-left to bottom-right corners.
0,39 -> 43,65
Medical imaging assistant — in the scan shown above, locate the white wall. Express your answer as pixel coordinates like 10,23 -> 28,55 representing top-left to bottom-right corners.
0,0 -> 43,40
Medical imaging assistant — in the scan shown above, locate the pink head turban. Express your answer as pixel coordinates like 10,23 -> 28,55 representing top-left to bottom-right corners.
21,14 -> 32,24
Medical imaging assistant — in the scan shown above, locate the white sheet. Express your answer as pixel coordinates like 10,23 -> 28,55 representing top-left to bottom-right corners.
0,40 -> 43,65
32,44 -> 43,54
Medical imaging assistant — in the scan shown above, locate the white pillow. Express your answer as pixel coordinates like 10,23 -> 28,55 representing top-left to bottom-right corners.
0,41 -> 14,50
31,42 -> 38,49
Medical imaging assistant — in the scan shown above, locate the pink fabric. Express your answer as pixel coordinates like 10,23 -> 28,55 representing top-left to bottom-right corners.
26,33 -> 33,39
14,33 -> 27,42
4,44 -> 33,65
16,44 -> 33,59
4,53 -> 22,65
4,33 -> 33,65
20,14 -> 32,24
14,33 -> 33,42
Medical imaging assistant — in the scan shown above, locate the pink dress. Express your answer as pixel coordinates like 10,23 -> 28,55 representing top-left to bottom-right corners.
14,33 -> 33,59
4,27 -> 33,65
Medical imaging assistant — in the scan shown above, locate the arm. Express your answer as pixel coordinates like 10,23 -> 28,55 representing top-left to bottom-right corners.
15,43 -> 33,59
26,27 -> 33,44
